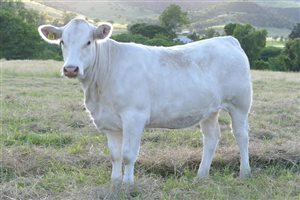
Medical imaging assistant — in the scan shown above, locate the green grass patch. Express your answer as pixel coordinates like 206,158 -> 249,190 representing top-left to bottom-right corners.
159,166 -> 300,199
38,161 -> 111,193
0,167 -> 17,183
1,132 -> 73,147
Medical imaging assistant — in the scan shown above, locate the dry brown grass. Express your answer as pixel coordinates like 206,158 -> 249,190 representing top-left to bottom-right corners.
0,59 -> 62,77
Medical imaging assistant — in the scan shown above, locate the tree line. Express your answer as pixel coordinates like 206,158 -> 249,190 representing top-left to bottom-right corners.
0,2 -> 299,71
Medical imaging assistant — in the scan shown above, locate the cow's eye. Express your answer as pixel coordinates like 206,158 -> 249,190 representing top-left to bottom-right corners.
60,40 -> 64,47
87,41 -> 91,46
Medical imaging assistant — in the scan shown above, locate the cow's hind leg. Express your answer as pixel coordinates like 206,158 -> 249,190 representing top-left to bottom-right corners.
229,108 -> 251,178
197,112 -> 220,179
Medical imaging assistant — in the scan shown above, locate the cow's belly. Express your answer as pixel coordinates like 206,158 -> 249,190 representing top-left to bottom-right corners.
147,114 -> 203,129
147,98 -> 221,129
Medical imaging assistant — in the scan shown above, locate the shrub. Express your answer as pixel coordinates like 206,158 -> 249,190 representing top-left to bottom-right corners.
282,38 -> 300,71
111,33 -> 149,44
253,60 -> 270,70
259,47 -> 282,61
268,55 -> 287,71
147,34 -> 181,46
289,23 -> 300,40
128,23 -> 175,39
111,33 -> 181,47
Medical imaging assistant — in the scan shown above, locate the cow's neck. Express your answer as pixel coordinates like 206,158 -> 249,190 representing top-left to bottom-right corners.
81,39 -> 112,103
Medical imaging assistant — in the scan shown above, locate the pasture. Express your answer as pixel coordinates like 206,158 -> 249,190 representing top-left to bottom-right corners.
1,60 -> 299,199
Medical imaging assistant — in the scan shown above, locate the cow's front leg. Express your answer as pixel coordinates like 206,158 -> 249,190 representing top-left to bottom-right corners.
121,111 -> 147,190
106,132 -> 123,188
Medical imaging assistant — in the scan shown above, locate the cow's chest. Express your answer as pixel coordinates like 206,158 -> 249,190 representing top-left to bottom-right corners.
85,100 -> 122,133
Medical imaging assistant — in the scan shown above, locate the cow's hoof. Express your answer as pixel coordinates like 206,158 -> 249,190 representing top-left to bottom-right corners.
122,183 -> 135,197
239,170 -> 251,179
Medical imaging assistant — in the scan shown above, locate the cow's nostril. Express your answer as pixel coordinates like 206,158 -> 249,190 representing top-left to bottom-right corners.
63,66 -> 79,78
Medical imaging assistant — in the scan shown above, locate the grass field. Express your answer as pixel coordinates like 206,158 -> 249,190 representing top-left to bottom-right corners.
1,60 -> 300,199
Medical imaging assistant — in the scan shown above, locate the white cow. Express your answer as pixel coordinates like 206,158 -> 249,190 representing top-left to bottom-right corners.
38,18 -> 252,189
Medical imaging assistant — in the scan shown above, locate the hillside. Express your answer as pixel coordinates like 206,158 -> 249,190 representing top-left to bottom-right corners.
22,1 -> 127,33
190,1 -> 299,36
23,0 -> 64,20
191,2 -> 297,28
254,0 -> 300,8
31,0 -> 299,36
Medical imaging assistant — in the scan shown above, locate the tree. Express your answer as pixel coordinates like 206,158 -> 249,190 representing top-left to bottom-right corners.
254,47 -> 283,70
128,23 -> 175,39
111,33 -> 181,47
0,1 -> 61,60
288,23 -> 300,40
224,23 -> 267,67
224,23 -> 237,36
268,55 -> 287,71
146,34 -> 180,46
111,33 -> 149,44
159,4 -> 190,32
1,0 -> 40,26
259,46 -> 282,62
282,38 -> 300,71
0,9 -> 40,59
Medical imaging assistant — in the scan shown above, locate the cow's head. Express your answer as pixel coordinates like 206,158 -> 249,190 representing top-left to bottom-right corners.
38,18 -> 112,79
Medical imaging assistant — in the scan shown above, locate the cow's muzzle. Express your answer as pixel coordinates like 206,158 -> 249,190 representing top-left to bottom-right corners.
63,66 -> 79,78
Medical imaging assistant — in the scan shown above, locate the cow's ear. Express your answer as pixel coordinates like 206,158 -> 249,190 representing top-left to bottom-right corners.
94,23 -> 113,40
38,25 -> 63,44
